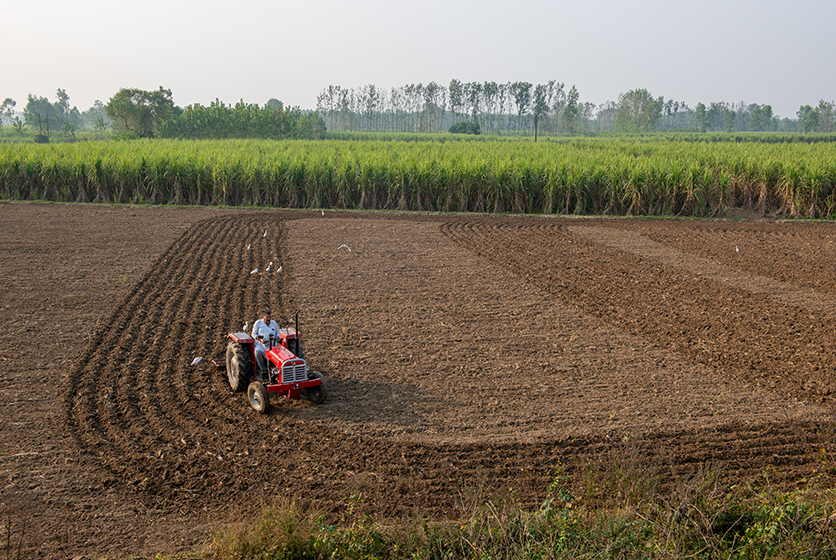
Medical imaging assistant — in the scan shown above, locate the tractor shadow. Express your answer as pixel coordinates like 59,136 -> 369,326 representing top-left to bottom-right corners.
279,374 -> 440,435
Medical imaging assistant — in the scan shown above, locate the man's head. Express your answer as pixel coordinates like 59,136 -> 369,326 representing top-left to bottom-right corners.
262,309 -> 272,323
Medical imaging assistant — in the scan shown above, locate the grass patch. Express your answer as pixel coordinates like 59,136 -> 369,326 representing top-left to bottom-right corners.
189,449 -> 836,560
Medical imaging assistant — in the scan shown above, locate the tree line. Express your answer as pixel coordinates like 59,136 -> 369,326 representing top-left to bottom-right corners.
157,98 -> 326,140
0,87 -> 325,142
1,90 -> 110,141
317,81 -> 834,136
3,84 -> 834,141
316,81 -> 597,136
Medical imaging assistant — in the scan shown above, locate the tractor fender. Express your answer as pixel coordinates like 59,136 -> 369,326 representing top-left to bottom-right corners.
228,332 -> 254,345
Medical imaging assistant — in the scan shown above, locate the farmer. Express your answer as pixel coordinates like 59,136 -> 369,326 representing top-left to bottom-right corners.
251,309 -> 280,372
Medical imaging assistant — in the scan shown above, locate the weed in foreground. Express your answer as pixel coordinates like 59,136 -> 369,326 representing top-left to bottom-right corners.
195,450 -> 836,560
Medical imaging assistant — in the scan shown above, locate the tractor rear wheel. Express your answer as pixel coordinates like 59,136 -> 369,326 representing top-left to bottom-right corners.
304,370 -> 328,404
226,340 -> 251,392
247,381 -> 270,414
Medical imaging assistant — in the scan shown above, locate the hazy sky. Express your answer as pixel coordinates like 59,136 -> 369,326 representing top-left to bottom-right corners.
4,0 -> 834,119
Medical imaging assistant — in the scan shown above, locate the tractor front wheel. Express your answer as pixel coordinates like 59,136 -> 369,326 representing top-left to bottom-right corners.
304,370 -> 328,404
226,340 -> 251,392
247,381 -> 270,414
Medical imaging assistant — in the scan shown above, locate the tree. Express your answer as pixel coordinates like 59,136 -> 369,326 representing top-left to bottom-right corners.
747,104 -> 774,131
724,109 -> 736,132
481,81 -> 499,134
421,81 -> 443,132
22,89 -> 82,138
762,105 -> 774,130
533,84 -> 549,141
106,86 -> 177,138
0,98 -> 15,125
510,81 -> 532,132
359,84 -> 382,131
562,85 -> 580,133
314,78 -> 585,136
156,99 -> 325,140
707,102 -> 727,131
464,82 -> 483,121
80,100 -> 111,130
55,88 -> 70,117
595,100 -> 618,132
748,105 -> 763,131
448,79 -> 464,121
23,94 -> 60,141
614,89 -> 661,133
548,81 -> 566,133
695,102 -> 708,132
658,98 -> 690,131
816,99 -> 834,133
449,121 -> 480,134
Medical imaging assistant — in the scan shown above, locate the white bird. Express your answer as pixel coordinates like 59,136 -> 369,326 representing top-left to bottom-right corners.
263,230 -> 268,238
736,245 -> 740,253
266,261 -> 273,272
250,268 -> 259,274
321,210 -> 325,216
277,266 -> 282,273
247,244 -> 251,250
191,357 -> 202,366
243,321 -> 249,332
338,244 -> 352,252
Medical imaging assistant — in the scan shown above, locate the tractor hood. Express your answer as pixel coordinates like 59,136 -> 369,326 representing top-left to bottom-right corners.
266,344 -> 303,365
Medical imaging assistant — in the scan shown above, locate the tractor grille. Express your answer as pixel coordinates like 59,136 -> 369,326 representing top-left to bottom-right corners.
282,361 -> 308,384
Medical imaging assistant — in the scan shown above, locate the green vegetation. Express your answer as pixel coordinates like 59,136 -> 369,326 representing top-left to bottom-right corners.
104,88 -> 324,141
2,137 -> 836,218
448,121 -> 481,135
106,86 -> 178,138
614,89 -> 662,133
193,450 -> 836,560
4,83 -> 833,144
0,87 -> 323,143
317,80 -> 834,136
157,99 -> 326,140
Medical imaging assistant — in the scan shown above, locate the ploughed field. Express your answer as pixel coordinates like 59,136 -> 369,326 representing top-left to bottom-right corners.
1,202 -> 835,558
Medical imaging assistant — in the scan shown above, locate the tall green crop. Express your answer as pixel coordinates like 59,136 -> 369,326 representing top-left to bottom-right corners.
1,138 -> 836,218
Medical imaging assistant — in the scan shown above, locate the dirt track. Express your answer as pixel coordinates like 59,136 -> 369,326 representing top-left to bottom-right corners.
1,202 -> 835,558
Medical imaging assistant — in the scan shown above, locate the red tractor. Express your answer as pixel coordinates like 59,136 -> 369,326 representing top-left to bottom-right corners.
223,312 -> 327,413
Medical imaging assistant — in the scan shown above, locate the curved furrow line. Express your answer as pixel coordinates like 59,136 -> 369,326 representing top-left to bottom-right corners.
614,222 -> 836,297
94,226 -> 229,481
439,222 -> 491,251
239,219 -> 283,317
159,216 -> 267,442
68,217 -> 243,482
65,214 -> 832,517
139,218 -> 242,456
640,424 -> 824,481
68,235 -> 190,460
444,220 -> 836,403
698,226 -> 833,241
104,216 -> 291,499
102,220 -> 231,492
191,217 -> 288,433
408,422 -> 818,501
173,219 -> 247,431
437,222 -> 827,466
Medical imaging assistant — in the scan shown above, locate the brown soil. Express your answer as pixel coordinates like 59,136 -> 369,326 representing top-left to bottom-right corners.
1,202 -> 835,558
